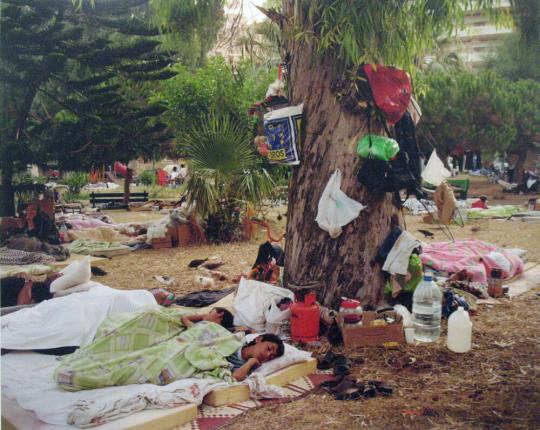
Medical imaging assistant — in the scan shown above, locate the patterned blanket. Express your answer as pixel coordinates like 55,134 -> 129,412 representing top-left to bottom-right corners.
421,239 -> 523,284
0,247 -> 55,265
55,312 -> 241,391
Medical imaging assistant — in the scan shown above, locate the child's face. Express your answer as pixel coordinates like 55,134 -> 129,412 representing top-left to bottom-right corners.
203,309 -> 224,324
249,339 -> 279,363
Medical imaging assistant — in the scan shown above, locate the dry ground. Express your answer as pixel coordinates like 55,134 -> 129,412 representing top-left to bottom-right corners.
94,175 -> 539,429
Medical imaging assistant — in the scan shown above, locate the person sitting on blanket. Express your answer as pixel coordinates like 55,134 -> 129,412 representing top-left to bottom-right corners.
471,195 -> 488,209
54,319 -> 284,391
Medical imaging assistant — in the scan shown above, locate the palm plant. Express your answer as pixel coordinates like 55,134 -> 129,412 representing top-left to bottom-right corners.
182,114 -> 275,242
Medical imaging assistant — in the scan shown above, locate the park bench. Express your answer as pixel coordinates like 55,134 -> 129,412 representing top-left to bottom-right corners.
90,191 -> 148,209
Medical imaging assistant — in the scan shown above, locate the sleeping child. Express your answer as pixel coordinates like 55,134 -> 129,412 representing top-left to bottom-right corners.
54,320 -> 284,390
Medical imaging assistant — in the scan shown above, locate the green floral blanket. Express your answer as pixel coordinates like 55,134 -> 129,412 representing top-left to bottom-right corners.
54,308 -> 241,391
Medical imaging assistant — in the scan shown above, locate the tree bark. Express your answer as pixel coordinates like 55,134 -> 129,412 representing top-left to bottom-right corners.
123,167 -> 133,207
282,11 -> 400,308
0,159 -> 16,217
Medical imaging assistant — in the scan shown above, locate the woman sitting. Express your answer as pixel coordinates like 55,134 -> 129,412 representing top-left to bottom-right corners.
54,319 -> 284,391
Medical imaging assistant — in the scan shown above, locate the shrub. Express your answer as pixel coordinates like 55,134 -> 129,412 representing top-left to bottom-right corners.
138,170 -> 156,186
64,172 -> 89,194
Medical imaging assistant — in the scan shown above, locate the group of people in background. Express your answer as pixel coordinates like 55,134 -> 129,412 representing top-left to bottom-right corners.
169,164 -> 188,188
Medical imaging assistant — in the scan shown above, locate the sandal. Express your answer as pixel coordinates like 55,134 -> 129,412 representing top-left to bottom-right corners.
369,380 -> 393,396
317,350 -> 339,370
322,376 -> 358,395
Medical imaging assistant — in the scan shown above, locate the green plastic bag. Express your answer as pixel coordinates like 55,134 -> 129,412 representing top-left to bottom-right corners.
356,134 -> 399,161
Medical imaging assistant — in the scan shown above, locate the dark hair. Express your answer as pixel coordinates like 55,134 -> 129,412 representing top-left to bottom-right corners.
214,307 -> 234,331
31,281 -> 53,302
480,196 -> 488,202
243,333 -> 285,359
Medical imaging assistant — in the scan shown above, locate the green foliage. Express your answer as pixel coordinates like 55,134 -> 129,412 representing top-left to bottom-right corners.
292,0 -> 508,73
149,0 -> 225,67
485,34 -> 540,81
138,169 -> 156,186
505,79 -> 540,153
182,114 -> 275,242
155,57 -> 275,147
417,68 -> 540,157
64,171 -> 89,194
510,0 -> 540,49
0,0 -> 193,215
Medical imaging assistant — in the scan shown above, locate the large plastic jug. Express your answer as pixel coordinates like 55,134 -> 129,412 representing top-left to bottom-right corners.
447,307 -> 472,353
412,272 -> 442,342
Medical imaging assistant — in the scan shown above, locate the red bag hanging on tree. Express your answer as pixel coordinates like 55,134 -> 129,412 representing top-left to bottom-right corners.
114,161 -> 127,177
363,64 -> 411,125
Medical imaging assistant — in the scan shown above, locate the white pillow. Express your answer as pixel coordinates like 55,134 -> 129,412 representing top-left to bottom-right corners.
242,334 -> 312,376
53,281 -> 95,298
60,259 -> 80,276
50,256 -> 92,293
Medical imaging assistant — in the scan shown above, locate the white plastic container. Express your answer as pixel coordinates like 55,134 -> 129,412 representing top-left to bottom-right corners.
447,307 -> 472,353
412,273 -> 442,342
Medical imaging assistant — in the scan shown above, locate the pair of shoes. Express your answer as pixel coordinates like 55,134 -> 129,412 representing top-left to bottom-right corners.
333,355 -> 350,376
331,380 -> 393,401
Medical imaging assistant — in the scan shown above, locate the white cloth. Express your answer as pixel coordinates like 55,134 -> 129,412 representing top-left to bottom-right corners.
422,150 -> 451,186
1,352 -> 220,428
245,373 -> 285,400
233,278 -> 294,333
1,283 -> 157,350
382,230 -> 421,275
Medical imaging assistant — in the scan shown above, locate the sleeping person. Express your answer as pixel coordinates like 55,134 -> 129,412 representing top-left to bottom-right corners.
54,319 -> 284,391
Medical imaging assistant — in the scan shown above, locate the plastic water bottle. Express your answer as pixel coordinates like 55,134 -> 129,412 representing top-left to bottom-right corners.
447,307 -> 472,353
412,272 -> 442,342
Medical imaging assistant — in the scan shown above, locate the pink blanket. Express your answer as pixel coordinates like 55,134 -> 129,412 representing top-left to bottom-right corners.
68,218 -> 113,230
420,239 -> 523,285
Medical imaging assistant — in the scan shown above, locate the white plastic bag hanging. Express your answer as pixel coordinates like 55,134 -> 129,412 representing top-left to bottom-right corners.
422,150 -> 451,186
315,169 -> 365,239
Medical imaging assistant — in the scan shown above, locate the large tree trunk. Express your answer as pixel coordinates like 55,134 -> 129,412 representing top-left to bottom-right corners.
123,167 -> 133,207
0,159 -> 15,217
282,27 -> 400,308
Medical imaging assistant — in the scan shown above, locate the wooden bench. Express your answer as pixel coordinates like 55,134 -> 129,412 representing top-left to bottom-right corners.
90,191 -> 148,209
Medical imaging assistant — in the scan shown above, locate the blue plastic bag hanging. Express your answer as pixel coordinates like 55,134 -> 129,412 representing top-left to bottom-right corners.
263,104 -> 302,165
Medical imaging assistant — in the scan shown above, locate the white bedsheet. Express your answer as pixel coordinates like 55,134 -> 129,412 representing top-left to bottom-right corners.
1,283 -> 310,427
1,283 -> 157,350
1,352 -> 220,428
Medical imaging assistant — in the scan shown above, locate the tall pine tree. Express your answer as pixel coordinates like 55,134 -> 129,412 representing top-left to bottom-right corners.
0,0 -> 177,215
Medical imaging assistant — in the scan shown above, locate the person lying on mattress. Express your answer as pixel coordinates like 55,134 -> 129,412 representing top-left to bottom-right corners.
54,320 -> 284,391
1,272 -> 62,307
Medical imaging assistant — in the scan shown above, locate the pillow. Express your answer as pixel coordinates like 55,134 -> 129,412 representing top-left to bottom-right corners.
53,281 -> 95,298
242,334 -> 312,376
50,255 -> 91,293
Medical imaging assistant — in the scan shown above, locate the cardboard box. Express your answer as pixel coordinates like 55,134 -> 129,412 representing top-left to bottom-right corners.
338,310 -> 404,347
152,234 -> 172,249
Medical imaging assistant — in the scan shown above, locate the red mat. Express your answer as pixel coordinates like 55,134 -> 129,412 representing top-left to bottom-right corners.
177,372 -> 333,430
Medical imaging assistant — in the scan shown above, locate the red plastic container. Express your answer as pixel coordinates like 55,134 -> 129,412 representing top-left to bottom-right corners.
290,292 -> 320,342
